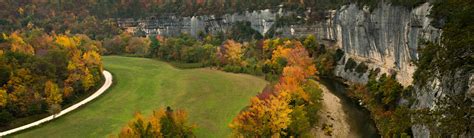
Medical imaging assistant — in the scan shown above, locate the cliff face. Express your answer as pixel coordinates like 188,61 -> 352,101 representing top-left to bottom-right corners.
118,3 -> 440,86
117,9 -> 277,37
326,3 -> 441,86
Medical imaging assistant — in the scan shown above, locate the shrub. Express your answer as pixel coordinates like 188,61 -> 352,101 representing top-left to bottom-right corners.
0,109 -> 13,126
355,62 -> 369,74
223,65 -> 242,73
334,49 -> 345,62
344,58 -> 357,71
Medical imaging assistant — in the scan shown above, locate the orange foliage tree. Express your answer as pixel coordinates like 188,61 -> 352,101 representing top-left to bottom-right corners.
230,40 -> 321,137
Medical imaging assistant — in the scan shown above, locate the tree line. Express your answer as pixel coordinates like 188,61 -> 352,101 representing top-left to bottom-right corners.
0,28 -> 103,129
0,0 -> 429,40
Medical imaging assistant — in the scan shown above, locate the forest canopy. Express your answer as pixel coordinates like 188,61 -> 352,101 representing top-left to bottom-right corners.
0,29 -> 103,127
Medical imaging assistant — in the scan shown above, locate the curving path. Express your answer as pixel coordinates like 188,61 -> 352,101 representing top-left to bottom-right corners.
0,70 -> 113,136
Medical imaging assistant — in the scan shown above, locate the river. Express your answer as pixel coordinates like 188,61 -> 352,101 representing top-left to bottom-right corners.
319,77 -> 380,137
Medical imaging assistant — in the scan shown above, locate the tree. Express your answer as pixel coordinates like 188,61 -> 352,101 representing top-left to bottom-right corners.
303,80 -> 323,126
126,37 -> 151,56
55,35 -> 79,49
82,50 -> 102,71
118,107 -> 194,137
229,97 -> 268,137
149,35 -> 161,57
266,93 -> 292,136
315,51 -> 336,76
7,32 -> 34,55
231,39 -> 318,137
44,80 -> 62,114
217,40 -> 244,66
0,89 -> 7,108
303,34 -> 319,56
230,91 -> 293,137
0,30 -> 104,123
160,107 -> 195,137
6,68 -> 35,114
275,66 -> 310,102
288,106 -> 311,136
82,68 -> 95,91
119,112 -> 160,138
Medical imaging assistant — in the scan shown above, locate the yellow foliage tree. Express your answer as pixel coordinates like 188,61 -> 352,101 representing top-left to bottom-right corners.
6,68 -> 34,113
8,32 -> 35,55
118,107 -> 194,138
266,92 -> 292,135
218,40 -> 243,66
271,45 -> 291,64
229,97 -> 267,136
55,35 -> 80,49
83,50 -> 103,71
119,112 -> 162,138
0,89 -> 7,108
44,80 -> 62,114
230,92 -> 293,137
82,68 -> 95,91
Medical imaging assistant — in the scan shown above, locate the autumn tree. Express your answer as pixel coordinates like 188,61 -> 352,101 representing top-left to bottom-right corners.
125,37 -> 151,56
288,105 -> 311,136
0,89 -> 7,108
229,93 -> 292,137
0,30 -> 104,125
44,80 -> 62,114
7,32 -> 35,55
6,68 -> 37,114
83,50 -> 103,71
118,107 -> 195,138
119,112 -> 162,138
217,40 -> 244,66
303,34 -> 319,56
81,68 -> 95,91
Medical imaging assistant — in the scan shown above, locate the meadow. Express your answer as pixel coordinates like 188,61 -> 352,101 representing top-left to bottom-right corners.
12,56 -> 267,138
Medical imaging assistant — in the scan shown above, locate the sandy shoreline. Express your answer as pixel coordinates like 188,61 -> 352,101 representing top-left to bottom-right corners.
311,81 -> 352,137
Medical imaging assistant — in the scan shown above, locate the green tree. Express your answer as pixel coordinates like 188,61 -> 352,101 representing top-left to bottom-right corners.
288,106 -> 311,136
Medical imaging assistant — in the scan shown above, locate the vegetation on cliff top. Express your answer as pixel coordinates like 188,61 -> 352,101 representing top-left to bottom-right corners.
412,0 -> 473,136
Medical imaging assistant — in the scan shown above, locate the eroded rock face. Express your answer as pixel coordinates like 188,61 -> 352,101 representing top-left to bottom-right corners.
117,9 -> 278,37
118,3 -> 441,86
324,3 -> 441,86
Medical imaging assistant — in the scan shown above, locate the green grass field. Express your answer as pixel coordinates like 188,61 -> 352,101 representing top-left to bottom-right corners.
12,56 -> 267,138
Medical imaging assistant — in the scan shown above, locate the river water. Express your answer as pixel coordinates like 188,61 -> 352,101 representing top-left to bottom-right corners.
319,77 -> 380,138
